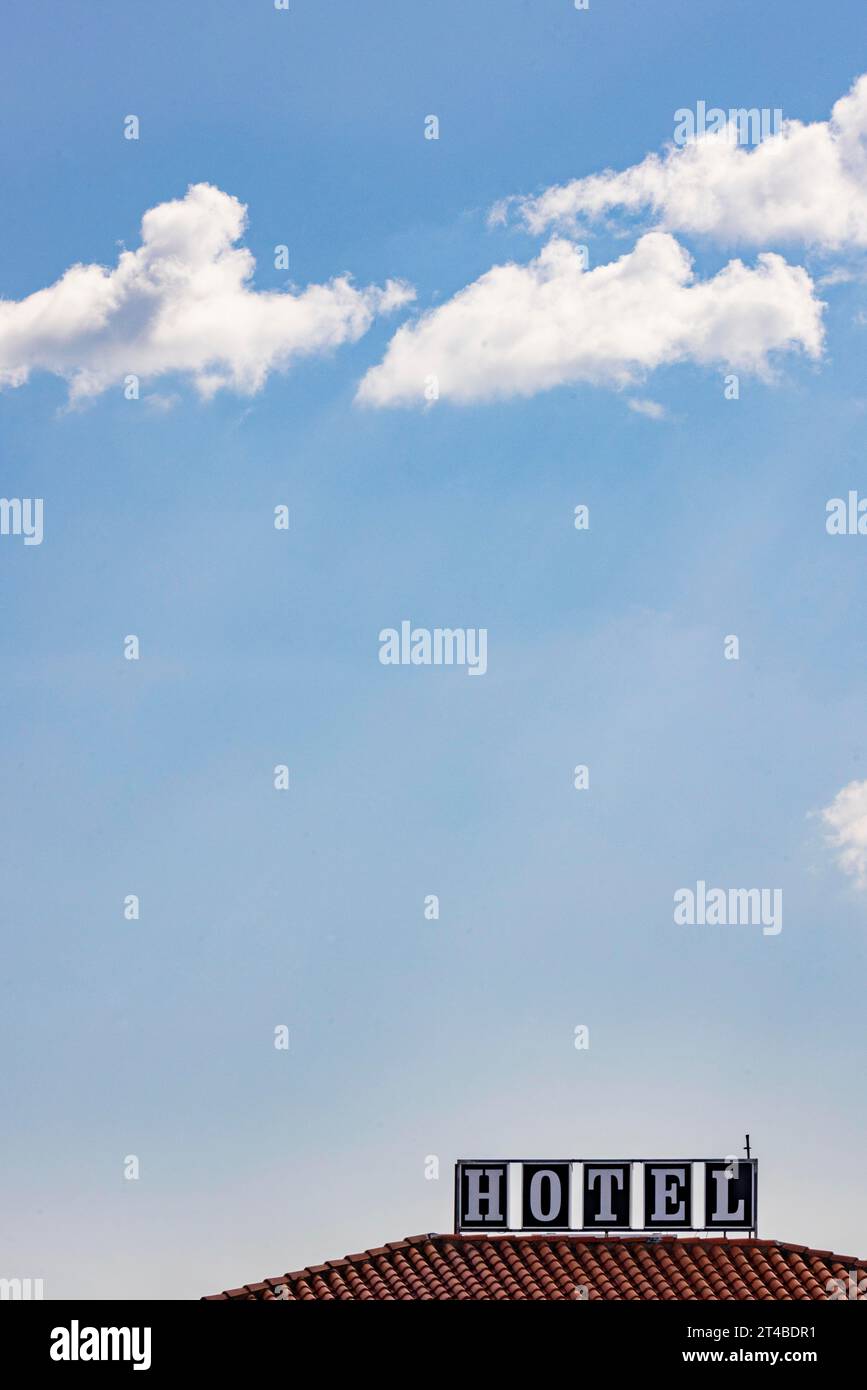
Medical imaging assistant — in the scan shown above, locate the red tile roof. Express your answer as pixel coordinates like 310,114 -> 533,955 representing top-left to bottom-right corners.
203,1233 -> 867,1301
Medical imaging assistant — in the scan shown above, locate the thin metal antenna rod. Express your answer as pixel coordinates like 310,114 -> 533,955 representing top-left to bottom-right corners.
744,1134 -> 758,1237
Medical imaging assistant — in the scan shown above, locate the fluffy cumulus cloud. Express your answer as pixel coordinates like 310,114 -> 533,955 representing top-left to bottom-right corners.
820,779 -> 867,888
357,232 -> 824,407
503,73 -> 867,251
0,183 -> 413,401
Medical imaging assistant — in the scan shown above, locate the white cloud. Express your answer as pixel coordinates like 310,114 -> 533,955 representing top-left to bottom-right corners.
143,392 -> 180,413
628,397 -> 667,420
816,267 -> 862,288
0,183 -> 414,401
506,73 -> 867,252
357,232 -> 824,408
820,779 -> 867,887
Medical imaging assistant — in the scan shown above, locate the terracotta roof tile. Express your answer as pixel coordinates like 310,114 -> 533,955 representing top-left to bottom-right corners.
205,1234 -> 867,1301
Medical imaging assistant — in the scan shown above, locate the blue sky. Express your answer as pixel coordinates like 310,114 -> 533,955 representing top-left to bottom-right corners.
2,0 -> 867,1298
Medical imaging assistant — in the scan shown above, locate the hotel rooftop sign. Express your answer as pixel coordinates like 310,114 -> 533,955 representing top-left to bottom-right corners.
455,1159 -> 758,1235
